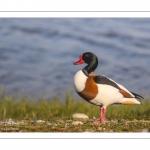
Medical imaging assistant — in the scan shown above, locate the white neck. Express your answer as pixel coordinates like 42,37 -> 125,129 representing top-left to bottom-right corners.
74,70 -> 87,92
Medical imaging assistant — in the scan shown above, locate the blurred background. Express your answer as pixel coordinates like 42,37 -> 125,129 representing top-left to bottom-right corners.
0,18 -> 149,100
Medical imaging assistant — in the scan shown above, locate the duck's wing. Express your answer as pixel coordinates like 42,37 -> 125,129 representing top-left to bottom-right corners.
93,75 -> 143,100
93,75 -> 121,90
130,91 -> 144,100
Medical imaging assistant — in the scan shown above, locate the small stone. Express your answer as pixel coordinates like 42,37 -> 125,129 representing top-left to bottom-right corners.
57,119 -> 64,124
72,113 -> 89,119
36,120 -> 45,123
103,128 -> 106,130
71,121 -> 83,125
46,122 -> 53,126
139,129 -> 149,132
65,123 -> 69,128
52,123 -> 58,126
98,127 -> 102,130
118,120 -> 121,123
3,119 -> 17,125
29,120 -> 36,124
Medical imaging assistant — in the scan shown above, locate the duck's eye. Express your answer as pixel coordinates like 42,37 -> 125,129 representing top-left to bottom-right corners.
85,54 -> 89,58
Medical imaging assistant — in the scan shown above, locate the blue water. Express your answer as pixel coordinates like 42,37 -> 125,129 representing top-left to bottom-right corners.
0,18 -> 150,100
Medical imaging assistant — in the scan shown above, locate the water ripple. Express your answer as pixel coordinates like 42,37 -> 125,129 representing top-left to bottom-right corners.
0,18 -> 150,99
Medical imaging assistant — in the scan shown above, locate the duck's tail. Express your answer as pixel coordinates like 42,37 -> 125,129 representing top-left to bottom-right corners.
122,98 -> 141,105
121,91 -> 144,105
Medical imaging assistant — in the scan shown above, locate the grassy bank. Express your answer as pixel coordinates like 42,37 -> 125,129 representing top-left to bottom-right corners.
0,92 -> 150,132
0,92 -> 150,121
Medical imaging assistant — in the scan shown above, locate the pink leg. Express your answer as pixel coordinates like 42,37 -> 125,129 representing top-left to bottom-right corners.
94,107 -> 106,124
100,107 -> 106,122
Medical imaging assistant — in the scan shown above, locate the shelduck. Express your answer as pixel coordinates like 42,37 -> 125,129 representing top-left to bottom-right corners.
73,52 -> 144,123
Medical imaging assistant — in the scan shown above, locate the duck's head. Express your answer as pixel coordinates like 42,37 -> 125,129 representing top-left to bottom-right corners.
73,52 -> 98,65
74,52 -> 98,75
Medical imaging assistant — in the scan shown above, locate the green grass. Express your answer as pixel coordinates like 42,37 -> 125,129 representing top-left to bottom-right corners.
0,91 -> 150,121
0,91 -> 150,132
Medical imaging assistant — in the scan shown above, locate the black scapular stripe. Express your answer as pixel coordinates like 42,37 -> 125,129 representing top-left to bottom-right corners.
93,75 -> 121,90
130,91 -> 144,100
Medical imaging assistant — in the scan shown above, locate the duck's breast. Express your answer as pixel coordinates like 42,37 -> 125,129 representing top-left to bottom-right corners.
74,71 -> 100,103
74,70 -> 88,92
